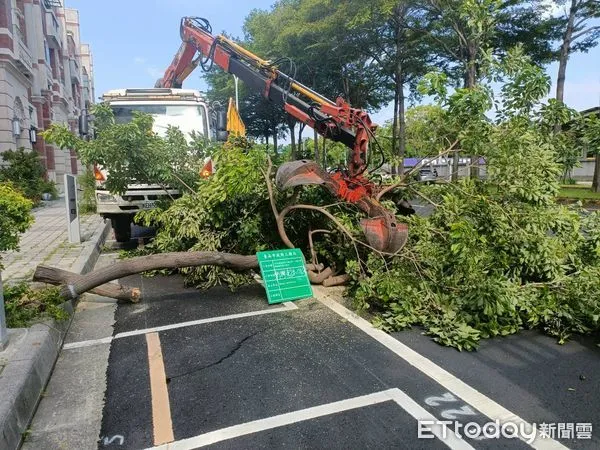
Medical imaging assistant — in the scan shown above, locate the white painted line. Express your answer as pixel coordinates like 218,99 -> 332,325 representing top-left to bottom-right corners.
147,388 -> 473,450
115,303 -> 299,339
63,336 -> 113,350
63,302 -> 298,350
316,294 -> 568,450
387,389 -> 473,450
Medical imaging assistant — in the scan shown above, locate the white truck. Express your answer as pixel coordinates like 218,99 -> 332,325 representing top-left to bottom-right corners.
89,88 -> 226,242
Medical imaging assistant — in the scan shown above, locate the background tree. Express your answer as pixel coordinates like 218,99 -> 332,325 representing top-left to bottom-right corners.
582,113 -> 600,192
554,0 -> 600,103
242,0 -> 395,164
417,0 -> 561,178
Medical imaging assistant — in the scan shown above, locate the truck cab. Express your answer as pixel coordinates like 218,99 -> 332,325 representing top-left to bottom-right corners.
95,88 -> 216,242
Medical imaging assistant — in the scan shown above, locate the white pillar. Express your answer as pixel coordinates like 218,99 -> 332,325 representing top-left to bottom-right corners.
64,174 -> 81,243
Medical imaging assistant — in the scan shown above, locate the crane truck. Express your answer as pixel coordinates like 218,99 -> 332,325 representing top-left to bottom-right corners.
154,17 -> 408,253
86,87 -> 228,242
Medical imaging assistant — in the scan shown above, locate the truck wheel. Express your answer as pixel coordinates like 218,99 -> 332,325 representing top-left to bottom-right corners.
111,216 -> 132,243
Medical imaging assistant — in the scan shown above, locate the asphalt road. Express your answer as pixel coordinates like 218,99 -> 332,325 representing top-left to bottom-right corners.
85,273 -> 600,450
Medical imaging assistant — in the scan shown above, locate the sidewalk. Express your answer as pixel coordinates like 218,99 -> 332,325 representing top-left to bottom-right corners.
1,199 -> 108,283
0,198 -> 111,450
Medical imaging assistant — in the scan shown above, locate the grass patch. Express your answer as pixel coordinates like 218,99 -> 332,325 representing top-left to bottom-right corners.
3,282 -> 69,328
559,184 -> 592,189
558,187 -> 600,200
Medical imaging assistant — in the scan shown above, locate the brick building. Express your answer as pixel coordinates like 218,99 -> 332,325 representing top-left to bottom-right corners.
0,0 -> 94,192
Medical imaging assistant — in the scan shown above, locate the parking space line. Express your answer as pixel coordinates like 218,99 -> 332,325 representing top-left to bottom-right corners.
63,302 -> 298,350
316,294 -> 568,450
146,332 -> 175,445
63,336 -> 113,350
146,388 -> 473,450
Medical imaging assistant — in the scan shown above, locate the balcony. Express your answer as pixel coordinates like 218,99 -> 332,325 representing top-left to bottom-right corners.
13,25 -> 33,78
69,58 -> 80,83
44,0 -> 63,8
45,12 -> 62,49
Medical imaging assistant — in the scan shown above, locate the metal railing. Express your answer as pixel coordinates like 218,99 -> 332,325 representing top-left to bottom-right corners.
44,0 -> 63,8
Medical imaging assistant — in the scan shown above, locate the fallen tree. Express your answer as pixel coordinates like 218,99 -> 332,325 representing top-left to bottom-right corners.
33,265 -> 142,303
35,254 -> 347,302
49,252 -> 258,301
41,56 -> 600,351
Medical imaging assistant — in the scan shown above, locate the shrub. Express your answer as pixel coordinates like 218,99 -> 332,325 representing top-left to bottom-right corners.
78,168 -> 97,213
2,282 -> 69,328
0,148 -> 48,204
0,182 -> 33,268
351,50 -> 600,350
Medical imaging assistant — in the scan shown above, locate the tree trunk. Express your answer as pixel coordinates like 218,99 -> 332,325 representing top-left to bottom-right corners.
556,0 -> 577,105
288,119 -> 296,160
265,134 -> 269,152
298,123 -> 305,156
33,265 -> 141,302
394,4 -> 406,176
39,251 -> 342,301
452,152 -> 460,182
592,153 -> 600,193
322,137 -> 327,168
466,43 -> 480,179
398,75 -> 406,176
53,252 -> 260,301
314,128 -> 320,165
391,79 -> 399,177
273,130 -> 279,156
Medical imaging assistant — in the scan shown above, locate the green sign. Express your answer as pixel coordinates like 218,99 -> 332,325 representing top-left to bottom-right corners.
257,249 -> 313,304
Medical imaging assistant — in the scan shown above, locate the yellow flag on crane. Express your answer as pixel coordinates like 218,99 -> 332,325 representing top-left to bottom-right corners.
227,97 -> 246,137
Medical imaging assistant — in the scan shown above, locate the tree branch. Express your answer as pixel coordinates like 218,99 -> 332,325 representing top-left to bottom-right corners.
571,25 -> 600,41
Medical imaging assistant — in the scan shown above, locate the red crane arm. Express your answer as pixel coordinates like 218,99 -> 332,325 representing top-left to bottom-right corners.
158,18 -> 376,177
157,17 -> 408,253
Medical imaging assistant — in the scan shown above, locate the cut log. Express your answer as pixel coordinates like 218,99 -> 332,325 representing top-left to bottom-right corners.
53,251 -> 260,301
322,274 -> 350,287
305,263 -> 325,272
307,267 -> 333,284
33,265 -> 141,303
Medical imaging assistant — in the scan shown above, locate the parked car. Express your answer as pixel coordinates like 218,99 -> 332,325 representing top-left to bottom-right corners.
418,168 -> 438,183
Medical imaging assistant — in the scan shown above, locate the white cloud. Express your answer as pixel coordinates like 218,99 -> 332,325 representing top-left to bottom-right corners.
146,67 -> 164,80
541,0 -> 566,19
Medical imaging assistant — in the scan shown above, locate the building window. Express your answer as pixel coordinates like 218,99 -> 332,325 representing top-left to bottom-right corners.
14,0 -> 27,43
44,40 -> 51,64
49,47 -> 57,78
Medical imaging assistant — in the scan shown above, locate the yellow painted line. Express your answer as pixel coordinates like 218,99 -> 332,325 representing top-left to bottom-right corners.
146,332 -> 175,445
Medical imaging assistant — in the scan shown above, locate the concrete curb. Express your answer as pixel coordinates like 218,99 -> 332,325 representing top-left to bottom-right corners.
0,219 -> 110,450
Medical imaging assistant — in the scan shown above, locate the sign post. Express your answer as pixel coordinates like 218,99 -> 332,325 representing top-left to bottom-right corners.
64,174 -> 81,243
257,249 -> 313,304
1,271 -> 8,350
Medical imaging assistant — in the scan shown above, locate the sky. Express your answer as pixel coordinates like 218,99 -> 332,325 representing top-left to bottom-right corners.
67,0 -> 600,127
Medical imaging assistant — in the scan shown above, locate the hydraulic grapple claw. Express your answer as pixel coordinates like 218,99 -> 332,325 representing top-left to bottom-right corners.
276,160 -> 329,190
360,217 -> 408,254
276,159 -> 408,253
